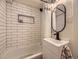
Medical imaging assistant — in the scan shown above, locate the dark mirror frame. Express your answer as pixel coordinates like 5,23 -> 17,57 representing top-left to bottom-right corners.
51,4 -> 66,40
41,0 -> 56,4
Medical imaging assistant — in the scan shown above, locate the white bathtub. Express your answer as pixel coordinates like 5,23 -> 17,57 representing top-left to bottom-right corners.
1,46 -> 42,59
24,52 -> 42,59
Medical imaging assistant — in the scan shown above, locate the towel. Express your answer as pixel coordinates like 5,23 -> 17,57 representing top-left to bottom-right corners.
60,45 -> 73,59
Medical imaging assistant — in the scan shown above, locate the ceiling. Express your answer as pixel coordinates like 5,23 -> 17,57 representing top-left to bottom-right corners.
15,0 -> 43,9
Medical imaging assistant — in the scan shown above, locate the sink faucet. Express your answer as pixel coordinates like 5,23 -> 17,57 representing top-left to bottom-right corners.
54,32 -> 61,40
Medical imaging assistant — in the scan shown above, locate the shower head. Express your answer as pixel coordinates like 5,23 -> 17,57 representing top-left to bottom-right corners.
41,0 -> 56,4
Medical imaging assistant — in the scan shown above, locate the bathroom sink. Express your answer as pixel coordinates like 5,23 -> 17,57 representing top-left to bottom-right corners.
43,38 -> 69,59
43,38 -> 69,47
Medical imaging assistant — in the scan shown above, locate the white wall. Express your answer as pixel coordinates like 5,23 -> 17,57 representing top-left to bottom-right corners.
6,1 -> 41,53
41,8 -> 51,38
71,0 -> 78,58
0,0 -> 6,58
41,0 -> 66,39
41,0 -> 78,59
61,0 -> 78,59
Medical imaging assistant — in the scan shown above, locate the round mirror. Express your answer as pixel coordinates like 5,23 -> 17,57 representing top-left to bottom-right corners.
51,4 -> 66,32
51,4 -> 66,40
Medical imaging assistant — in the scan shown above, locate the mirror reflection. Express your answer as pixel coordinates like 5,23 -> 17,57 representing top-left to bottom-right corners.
52,4 -> 66,32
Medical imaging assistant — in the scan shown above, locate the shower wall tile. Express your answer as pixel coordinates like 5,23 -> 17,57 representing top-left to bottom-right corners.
6,1 -> 41,51
0,0 -> 6,58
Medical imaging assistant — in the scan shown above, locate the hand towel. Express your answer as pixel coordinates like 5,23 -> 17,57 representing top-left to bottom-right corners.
60,45 -> 73,59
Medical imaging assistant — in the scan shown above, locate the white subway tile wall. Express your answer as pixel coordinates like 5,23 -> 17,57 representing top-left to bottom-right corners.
6,2 -> 41,50
0,0 -> 6,57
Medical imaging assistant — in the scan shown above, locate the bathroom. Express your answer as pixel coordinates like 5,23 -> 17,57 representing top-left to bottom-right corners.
0,0 -> 78,59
